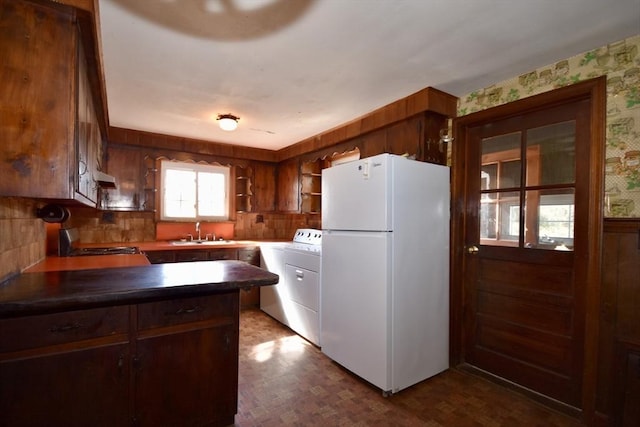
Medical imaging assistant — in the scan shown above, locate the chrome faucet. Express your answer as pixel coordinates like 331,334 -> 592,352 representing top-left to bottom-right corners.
195,222 -> 201,241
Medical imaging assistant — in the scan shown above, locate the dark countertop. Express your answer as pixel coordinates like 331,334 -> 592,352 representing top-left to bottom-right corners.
0,260 -> 278,318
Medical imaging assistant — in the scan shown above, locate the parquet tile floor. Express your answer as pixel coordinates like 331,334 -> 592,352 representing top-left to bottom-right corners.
235,308 -> 582,426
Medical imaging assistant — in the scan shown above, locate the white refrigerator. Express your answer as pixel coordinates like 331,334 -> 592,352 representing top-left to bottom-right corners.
320,153 -> 450,395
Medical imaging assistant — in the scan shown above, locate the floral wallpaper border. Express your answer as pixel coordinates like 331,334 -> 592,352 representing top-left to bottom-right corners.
458,34 -> 640,218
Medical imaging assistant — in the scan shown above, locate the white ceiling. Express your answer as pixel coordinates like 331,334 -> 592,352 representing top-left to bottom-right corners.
99,0 -> 640,151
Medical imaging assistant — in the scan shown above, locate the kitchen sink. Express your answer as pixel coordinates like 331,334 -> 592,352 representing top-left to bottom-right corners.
170,240 -> 237,246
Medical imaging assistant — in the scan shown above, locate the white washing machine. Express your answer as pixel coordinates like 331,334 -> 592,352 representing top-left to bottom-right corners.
260,229 -> 322,345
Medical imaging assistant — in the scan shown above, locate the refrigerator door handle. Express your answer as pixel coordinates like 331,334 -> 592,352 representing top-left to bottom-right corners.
295,269 -> 304,280
359,159 -> 369,179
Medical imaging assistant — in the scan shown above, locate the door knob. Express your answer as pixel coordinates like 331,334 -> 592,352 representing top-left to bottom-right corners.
467,245 -> 479,254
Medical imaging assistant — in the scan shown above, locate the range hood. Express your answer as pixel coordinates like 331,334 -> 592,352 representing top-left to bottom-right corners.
95,170 -> 117,189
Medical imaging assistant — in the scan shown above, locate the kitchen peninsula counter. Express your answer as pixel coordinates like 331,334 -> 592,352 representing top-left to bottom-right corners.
1,260 -> 278,317
0,260 -> 278,426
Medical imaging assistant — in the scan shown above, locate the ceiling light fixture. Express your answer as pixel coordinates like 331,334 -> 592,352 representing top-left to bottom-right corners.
217,113 -> 239,131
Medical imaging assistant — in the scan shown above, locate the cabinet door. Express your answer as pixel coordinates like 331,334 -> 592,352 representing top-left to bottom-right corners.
238,248 -> 261,307
144,250 -> 176,264
238,247 -> 260,266
0,305 -> 130,426
253,162 -> 277,212
77,60 -> 91,200
135,294 -> 239,427
277,159 -> 300,212
105,145 -> 143,210
0,343 -> 130,427
209,249 -> 237,261
175,250 -> 210,262
135,325 -> 237,427
386,115 -> 422,157
0,0 -> 76,200
75,33 -> 100,205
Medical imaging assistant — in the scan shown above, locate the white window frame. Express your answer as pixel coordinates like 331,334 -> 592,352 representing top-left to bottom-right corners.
159,160 -> 230,222
537,193 -> 575,245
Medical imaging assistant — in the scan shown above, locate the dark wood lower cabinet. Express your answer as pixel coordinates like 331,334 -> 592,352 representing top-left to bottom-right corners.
144,250 -> 176,264
0,292 -> 240,427
238,248 -> 261,308
0,343 -> 130,426
134,293 -> 239,426
135,325 -> 237,426
175,250 -> 211,262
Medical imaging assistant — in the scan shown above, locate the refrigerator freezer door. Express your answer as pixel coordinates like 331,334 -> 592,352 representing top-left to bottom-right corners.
320,230 -> 391,391
322,154 -> 391,231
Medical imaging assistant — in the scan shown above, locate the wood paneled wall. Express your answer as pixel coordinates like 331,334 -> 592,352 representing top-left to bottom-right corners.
104,87 -> 458,225
597,219 -> 640,426
107,127 -> 277,163
277,87 -> 457,161
0,198 -> 46,282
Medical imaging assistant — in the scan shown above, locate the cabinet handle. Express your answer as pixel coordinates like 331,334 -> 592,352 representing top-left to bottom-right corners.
223,332 -> 231,352
117,354 -> 125,374
49,322 -> 82,333
172,305 -> 203,316
133,356 -> 141,373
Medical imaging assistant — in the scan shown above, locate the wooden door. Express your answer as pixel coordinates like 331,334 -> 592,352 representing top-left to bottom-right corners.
451,78 -> 605,414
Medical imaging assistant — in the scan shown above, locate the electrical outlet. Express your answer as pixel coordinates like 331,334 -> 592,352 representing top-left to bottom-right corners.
102,211 -> 115,224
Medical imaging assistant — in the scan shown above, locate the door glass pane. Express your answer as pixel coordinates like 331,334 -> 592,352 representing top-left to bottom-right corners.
526,121 -> 575,186
481,132 -> 521,190
524,189 -> 574,250
480,191 -> 520,246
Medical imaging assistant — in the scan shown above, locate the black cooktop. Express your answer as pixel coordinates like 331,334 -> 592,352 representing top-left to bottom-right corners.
59,228 -> 139,257
69,246 -> 140,256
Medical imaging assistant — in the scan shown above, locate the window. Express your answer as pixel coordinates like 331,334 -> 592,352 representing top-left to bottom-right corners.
536,192 -> 575,248
160,160 -> 230,221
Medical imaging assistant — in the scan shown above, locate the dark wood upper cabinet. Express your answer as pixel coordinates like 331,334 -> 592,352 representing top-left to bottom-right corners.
0,0 -> 105,207
252,162 -> 277,213
103,144 -> 144,211
276,159 -> 300,212
102,145 -> 157,212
